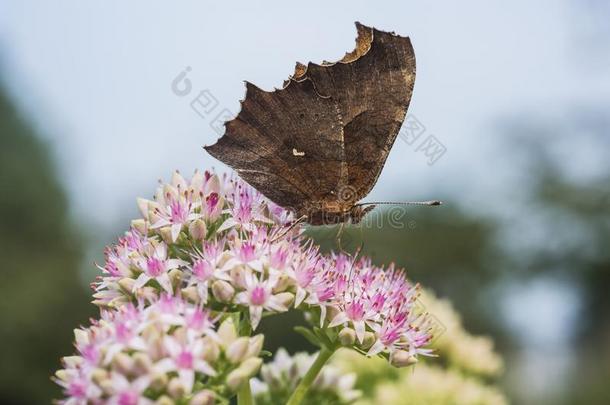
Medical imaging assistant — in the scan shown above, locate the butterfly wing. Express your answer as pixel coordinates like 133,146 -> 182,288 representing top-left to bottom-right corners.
206,22 -> 415,213
297,22 -> 416,201
204,78 -> 346,212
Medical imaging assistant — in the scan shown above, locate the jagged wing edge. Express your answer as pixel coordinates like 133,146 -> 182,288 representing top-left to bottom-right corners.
204,22 -> 414,204
205,21 -> 392,155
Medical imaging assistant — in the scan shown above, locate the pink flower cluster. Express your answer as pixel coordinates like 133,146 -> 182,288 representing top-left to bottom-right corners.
93,170 -> 433,356
55,295 -> 264,404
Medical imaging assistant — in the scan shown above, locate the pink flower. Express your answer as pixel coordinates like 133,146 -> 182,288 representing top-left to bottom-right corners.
235,272 -> 291,329
203,192 -> 223,220
218,186 -> 272,232
107,374 -> 152,405
290,252 -> 320,307
54,296 -> 235,403
150,189 -> 200,243
155,335 -> 216,392
187,257 -> 230,303
329,298 -> 377,343
133,242 -> 185,293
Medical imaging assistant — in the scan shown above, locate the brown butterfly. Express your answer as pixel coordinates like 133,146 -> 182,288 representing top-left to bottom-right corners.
205,22 -> 440,226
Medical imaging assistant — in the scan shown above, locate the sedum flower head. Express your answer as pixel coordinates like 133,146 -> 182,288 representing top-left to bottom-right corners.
92,169 -> 434,363
54,296 -> 263,404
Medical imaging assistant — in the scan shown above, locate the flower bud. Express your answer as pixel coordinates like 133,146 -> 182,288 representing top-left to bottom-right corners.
62,356 -> 83,368
136,198 -> 150,219
326,306 -> 340,324
54,369 -> 69,382
91,296 -> 106,307
150,372 -> 168,391
246,334 -> 264,359
190,390 -> 216,405
389,350 -> 418,368
138,286 -> 158,302
156,395 -> 174,405
168,269 -> 184,289
205,175 -> 221,195
361,332 -> 376,350
148,208 -> 162,227
201,336 -> 220,363
173,326 -> 187,342
338,328 -> 356,346
112,352 -> 134,374
181,286 -> 200,302
99,378 -> 115,394
118,277 -> 136,293
163,183 -> 178,199
238,357 -> 263,377
212,280 -> 235,303
167,377 -> 187,399
108,296 -> 130,308
188,219 -> 208,240
131,218 -> 148,234
158,226 -> 175,244
226,368 -> 249,391
190,170 -> 204,193
74,329 -> 89,345
217,318 -> 238,347
91,368 -> 109,385
133,352 -> 152,375
273,274 -> 292,292
274,292 -> 295,309
226,337 -> 250,364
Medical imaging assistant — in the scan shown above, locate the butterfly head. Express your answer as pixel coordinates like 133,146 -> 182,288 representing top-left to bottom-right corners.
348,204 -> 376,224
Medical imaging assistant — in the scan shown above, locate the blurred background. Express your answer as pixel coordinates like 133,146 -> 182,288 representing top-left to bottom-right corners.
1,0 -> 608,404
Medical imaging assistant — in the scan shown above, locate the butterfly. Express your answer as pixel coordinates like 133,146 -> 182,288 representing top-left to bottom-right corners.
205,22 -> 440,226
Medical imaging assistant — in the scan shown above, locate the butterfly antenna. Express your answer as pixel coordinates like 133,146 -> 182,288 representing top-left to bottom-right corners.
357,200 -> 442,207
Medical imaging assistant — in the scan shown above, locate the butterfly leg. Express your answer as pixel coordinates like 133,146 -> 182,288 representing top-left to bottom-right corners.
345,243 -> 366,297
270,215 -> 307,243
336,220 -> 366,255
335,222 -> 345,252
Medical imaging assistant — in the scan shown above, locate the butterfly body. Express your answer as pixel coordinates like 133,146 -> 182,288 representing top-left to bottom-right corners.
297,201 -> 376,226
206,22 -> 420,225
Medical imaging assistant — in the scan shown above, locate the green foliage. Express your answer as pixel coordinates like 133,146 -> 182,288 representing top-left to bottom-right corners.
0,86 -> 94,404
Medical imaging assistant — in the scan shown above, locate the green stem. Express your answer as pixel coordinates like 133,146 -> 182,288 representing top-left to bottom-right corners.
286,347 -> 335,405
237,378 -> 253,405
